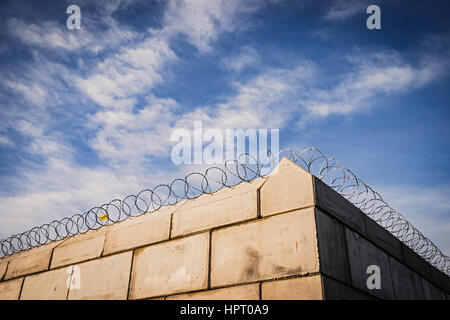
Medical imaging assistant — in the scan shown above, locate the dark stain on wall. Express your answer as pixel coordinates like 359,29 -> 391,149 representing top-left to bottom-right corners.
244,247 -> 260,280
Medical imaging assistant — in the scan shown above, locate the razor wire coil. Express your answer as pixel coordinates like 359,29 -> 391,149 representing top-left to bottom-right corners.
0,147 -> 448,276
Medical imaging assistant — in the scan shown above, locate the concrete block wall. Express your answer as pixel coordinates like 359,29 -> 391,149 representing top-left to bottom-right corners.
0,158 -> 448,300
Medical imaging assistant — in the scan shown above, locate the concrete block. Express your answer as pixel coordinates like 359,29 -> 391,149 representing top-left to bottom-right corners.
315,209 -> 351,284
6,251 -> 50,280
262,275 -> 323,300
421,278 -> 446,300
345,228 -> 395,299
364,215 -> 404,263
401,243 -> 450,294
313,177 -> 366,235
130,232 -> 209,299
20,267 -> 69,300
428,266 -> 450,294
167,284 -> 260,300
51,229 -> 105,268
5,241 -> 61,279
322,275 -> 375,300
67,251 -> 132,300
104,205 -> 174,255
260,158 -> 314,217
0,278 -> 23,300
211,208 -> 319,287
0,259 -> 7,280
185,177 -> 266,206
172,190 -> 258,238
402,246 -> 431,281
389,257 -> 424,299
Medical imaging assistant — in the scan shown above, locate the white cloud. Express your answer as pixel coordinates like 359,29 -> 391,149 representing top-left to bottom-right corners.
7,12 -> 137,54
302,52 -> 447,118
71,1 -> 285,168
12,119 -> 73,160
221,46 -> 260,72
76,35 -> 176,110
0,51 -> 82,111
74,0 -> 271,111
88,96 -> 180,166
0,160 -> 142,239
2,79 -> 47,106
324,0 -> 368,20
212,65 -> 313,128
81,60 -> 317,177
75,0 -> 271,110
80,48 -> 448,172
163,0 -> 268,52
0,136 -> 14,147
170,62 -> 315,137
8,18 -> 87,51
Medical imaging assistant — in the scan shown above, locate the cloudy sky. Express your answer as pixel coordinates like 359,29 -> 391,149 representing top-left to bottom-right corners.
0,0 -> 449,254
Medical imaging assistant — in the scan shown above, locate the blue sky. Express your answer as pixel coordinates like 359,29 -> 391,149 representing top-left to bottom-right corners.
0,0 -> 449,254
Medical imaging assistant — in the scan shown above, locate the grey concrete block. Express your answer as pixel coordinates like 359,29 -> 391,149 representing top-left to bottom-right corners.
428,266 -> 450,294
315,209 -> 351,285
364,215 -> 404,263
345,228 -> 395,299
389,256 -> 424,299
322,275 -> 376,300
313,177 -> 366,235
421,278 -> 446,300
402,246 -> 432,280
401,245 -> 450,294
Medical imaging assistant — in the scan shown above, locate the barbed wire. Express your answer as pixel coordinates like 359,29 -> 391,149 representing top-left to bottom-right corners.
0,147 -> 448,276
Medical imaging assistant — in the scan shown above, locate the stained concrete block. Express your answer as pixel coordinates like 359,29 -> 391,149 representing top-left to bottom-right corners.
104,205 -> 175,255
130,232 -> 209,299
67,251 -> 132,300
20,267 -> 69,300
322,275 -> 375,300
0,259 -> 7,280
5,241 -> 61,279
51,229 -> 106,268
0,278 -> 23,300
389,256 -> 424,299
172,190 -> 258,237
345,228 -> 395,299
167,284 -> 260,300
313,177 -> 366,235
364,215 -> 404,263
421,278 -> 446,300
262,275 -> 323,300
260,158 -> 314,217
6,251 -> 50,280
315,209 -> 351,284
211,208 -> 319,287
